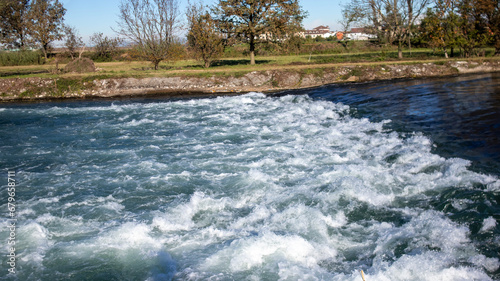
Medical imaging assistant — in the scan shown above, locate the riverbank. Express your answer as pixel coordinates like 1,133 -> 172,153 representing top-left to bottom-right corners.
1,59 -> 500,102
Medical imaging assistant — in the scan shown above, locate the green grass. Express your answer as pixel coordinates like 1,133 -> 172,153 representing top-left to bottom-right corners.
1,47 -> 498,81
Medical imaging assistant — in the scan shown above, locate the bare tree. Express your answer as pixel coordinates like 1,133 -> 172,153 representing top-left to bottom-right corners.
344,0 -> 429,58
340,0 -> 365,34
186,0 -> 224,68
64,25 -> 84,60
115,0 -> 181,70
380,0 -> 430,58
340,0 -> 366,50
339,0 -> 384,42
404,0 -> 430,56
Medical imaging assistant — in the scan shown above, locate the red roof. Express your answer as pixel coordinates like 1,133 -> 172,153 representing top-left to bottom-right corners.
314,25 -> 330,30
350,28 -> 366,33
305,25 -> 331,35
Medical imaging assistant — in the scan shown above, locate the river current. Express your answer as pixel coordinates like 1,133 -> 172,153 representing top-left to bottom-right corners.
1,73 -> 499,280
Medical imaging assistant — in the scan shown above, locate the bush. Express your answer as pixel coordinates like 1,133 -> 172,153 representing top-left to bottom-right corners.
0,50 -> 44,66
90,32 -> 123,62
63,58 -> 96,73
223,44 -> 248,58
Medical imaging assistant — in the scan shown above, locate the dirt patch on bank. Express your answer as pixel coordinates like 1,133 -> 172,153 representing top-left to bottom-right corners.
1,60 -> 499,102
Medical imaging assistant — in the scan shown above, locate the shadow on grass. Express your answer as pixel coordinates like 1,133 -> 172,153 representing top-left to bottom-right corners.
308,50 -> 453,64
185,59 -> 273,68
0,69 -> 50,77
132,65 -> 177,71
212,59 -> 272,67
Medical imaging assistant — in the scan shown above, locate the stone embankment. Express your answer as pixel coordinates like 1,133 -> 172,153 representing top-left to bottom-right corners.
1,60 -> 499,101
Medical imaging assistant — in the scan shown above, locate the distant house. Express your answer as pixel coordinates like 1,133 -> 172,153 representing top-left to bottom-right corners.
258,32 -> 303,41
304,26 -> 336,39
345,28 -> 376,41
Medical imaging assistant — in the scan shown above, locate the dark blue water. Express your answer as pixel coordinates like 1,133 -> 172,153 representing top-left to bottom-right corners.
303,73 -> 500,177
0,73 -> 499,280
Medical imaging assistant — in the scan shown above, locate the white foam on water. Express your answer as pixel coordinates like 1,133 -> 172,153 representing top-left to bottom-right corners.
32,213 -> 100,239
99,201 -> 125,212
366,252 -> 494,281
373,211 -> 471,261
46,222 -> 178,279
125,118 -> 155,127
201,231 -> 336,273
17,222 -> 54,267
152,192 -> 233,234
480,217 -> 497,233
3,93 -> 499,280
469,255 -> 500,273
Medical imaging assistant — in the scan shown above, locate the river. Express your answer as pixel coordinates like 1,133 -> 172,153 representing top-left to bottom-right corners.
0,73 -> 499,280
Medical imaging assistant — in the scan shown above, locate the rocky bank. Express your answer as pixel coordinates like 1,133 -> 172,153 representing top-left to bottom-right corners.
1,60 -> 500,102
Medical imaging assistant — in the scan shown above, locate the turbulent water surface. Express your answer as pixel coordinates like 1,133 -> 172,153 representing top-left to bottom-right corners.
1,73 -> 499,280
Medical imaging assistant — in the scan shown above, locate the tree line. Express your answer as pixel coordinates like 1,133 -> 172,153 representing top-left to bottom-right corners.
341,0 -> 500,58
1,0 -> 498,69
0,0 -> 65,59
0,0 -> 306,69
116,0 -> 305,69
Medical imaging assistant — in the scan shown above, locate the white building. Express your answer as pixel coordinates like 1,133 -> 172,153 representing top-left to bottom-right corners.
345,28 -> 377,41
304,26 -> 336,39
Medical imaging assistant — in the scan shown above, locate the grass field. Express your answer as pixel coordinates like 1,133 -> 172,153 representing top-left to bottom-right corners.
1,47 -> 498,80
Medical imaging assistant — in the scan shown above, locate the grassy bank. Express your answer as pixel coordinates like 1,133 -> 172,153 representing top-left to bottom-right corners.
1,48 -> 500,101
2,47 -> 498,79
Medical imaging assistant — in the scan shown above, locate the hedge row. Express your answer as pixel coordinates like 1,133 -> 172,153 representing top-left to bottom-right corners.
0,51 -> 44,66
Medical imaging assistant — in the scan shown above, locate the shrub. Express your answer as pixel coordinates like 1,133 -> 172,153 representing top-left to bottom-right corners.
63,58 -> 96,73
90,32 -> 123,62
0,50 -> 44,66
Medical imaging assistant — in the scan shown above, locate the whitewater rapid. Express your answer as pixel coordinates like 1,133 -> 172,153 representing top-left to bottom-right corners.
0,93 -> 499,280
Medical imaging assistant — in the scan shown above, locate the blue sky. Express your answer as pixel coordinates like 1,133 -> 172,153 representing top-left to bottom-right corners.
60,0 -> 344,44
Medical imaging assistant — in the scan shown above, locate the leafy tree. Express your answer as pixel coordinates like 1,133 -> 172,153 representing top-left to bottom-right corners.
456,0 -> 491,57
475,0 -> 500,55
90,32 -> 122,61
282,34 -> 304,55
419,0 -> 492,57
0,0 -> 31,49
165,39 -> 187,62
115,0 -> 182,70
212,0 -> 306,65
64,25 -> 84,60
186,0 -> 224,68
419,0 -> 460,57
27,0 -> 66,59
